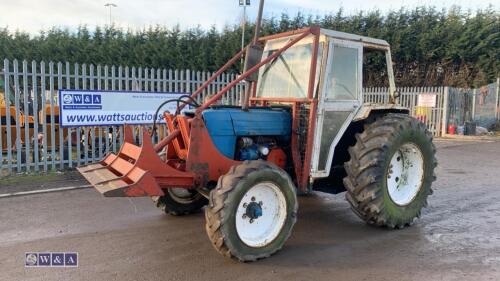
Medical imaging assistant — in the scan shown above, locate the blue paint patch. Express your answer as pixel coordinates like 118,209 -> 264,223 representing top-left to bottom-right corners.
202,108 -> 291,159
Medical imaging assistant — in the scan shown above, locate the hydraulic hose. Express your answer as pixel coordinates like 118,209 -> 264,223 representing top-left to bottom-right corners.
152,96 -> 200,137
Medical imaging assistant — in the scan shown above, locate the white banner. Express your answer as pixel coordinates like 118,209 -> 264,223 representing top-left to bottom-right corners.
58,90 -> 190,127
417,93 -> 437,108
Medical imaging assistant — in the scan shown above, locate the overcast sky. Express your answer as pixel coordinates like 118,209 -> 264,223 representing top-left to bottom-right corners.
0,0 -> 497,34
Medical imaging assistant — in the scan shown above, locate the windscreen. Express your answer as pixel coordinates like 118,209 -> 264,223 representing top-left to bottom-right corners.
256,35 -> 317,99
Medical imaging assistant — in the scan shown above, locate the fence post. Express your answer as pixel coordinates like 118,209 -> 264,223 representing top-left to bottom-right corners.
40,61 -> 48,172
0,64 -> 3,170
471,88 -> 477,121
57,62 -> 64,169
496,77 -> 499,121
32,61 -> 39,172
441,86 -> 449,137
13,60 -> 22,173
66,62 -> 72,168
49,62 -> 56,170
22,60 -> 31,173
3,59 -> 13,174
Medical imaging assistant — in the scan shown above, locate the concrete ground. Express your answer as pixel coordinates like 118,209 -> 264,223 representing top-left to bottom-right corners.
1,138 -> 499,281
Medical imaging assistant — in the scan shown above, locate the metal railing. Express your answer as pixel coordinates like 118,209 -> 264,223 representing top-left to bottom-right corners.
365,87 -> 446,137
1,59 -> 498,176
1,59 -> 243,176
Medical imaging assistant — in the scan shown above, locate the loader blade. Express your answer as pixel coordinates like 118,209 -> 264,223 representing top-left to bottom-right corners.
76,126 -> 166,197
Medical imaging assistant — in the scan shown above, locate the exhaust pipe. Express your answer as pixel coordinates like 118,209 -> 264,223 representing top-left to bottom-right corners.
252,0 -> 265,44
242,0 -> 265,111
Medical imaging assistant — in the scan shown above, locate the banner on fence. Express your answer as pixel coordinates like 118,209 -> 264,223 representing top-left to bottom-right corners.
59,90 -> 188,127
417,93 -> 437,107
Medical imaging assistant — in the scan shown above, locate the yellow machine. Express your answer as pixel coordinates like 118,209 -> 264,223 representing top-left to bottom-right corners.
1,99 -> 68,154
1,105 -> 18,152
39,105 -> 69,148
1,105 -> 36,152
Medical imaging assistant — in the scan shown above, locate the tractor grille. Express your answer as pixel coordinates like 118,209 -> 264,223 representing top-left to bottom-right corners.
297,103 -> 310,165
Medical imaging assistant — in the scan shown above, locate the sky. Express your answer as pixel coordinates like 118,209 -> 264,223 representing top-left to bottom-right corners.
0,0 -> 497,34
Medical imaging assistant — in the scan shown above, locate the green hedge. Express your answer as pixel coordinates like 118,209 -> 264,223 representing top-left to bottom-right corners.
0,6 -> 498,87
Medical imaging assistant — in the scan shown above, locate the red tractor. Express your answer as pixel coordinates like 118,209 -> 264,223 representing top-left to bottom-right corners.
78,6 -> 436,262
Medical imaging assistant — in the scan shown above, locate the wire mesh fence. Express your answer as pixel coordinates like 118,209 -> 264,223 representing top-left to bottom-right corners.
473,80 -> 499,129
444,79 -> 500,133
446,88 -> 474,130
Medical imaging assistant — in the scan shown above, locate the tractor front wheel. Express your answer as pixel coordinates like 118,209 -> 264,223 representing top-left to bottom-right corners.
205,160 -> 298,262
344,114 -> 437,228
152,188 -> 207,216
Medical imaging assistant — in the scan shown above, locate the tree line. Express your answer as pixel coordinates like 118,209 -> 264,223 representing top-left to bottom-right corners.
0,6 -> 498,87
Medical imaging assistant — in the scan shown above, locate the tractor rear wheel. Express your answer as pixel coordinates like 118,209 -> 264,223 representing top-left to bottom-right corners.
152,188 -> 207,216
205,160 -> 298,262
344,114 -> 437,228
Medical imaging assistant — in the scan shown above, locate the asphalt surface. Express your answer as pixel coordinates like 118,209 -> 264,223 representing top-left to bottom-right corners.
1,138 -> 500,281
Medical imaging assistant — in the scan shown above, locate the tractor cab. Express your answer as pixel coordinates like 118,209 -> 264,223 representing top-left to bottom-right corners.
255,30 -> 397,101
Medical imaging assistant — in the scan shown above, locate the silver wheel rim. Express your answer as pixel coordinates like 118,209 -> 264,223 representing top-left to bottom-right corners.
235,182 -> 287,248
387,143 -> 425,206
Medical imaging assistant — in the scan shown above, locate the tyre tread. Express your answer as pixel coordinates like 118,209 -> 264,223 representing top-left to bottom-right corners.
344,113 -> 437,228
205,160 -> 297,262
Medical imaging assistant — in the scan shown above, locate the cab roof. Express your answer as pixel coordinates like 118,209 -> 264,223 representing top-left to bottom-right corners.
320,28 -> 390,50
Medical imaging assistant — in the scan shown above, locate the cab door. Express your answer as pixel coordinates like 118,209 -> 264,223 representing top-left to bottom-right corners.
311,39 -> 363,178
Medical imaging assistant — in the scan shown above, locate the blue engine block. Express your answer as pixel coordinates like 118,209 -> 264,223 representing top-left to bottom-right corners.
202,108 -> 292,159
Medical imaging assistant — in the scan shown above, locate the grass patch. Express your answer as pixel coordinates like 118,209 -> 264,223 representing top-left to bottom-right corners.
0,170 -> 80,186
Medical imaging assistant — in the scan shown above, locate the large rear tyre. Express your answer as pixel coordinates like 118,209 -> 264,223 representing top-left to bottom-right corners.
344,114 -> 437,228
152,189 -> 208,216
205,160 -> 298,262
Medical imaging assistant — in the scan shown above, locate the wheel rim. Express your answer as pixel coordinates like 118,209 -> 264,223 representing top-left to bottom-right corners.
387,143 -> 425,206
235,182 -> 287,248
167,188 -> 198,204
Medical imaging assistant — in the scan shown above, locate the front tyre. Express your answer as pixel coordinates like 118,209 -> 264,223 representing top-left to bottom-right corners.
344,114 -> 437,228
205,160 -> 298,262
